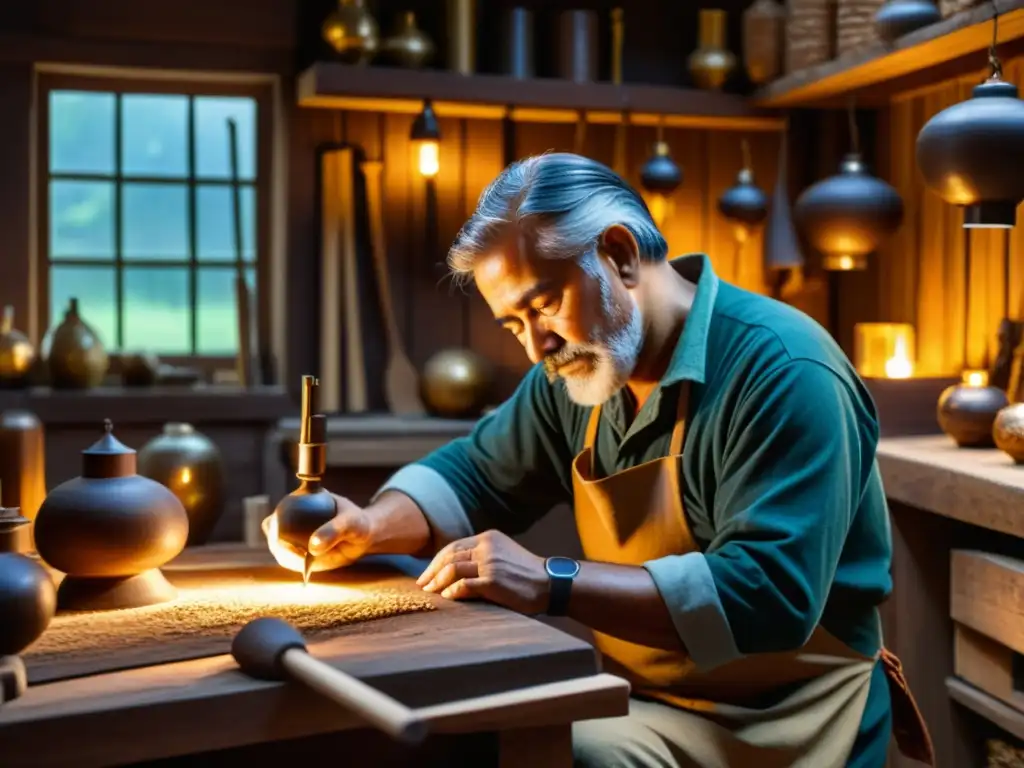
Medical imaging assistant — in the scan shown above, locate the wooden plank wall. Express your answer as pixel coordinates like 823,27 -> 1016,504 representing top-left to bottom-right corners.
876,55 -> 1024,376
299,109 -> 783,402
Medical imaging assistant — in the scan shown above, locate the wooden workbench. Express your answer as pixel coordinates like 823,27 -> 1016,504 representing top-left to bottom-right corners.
0,546 -> 628,767
876,436 -> 1024,768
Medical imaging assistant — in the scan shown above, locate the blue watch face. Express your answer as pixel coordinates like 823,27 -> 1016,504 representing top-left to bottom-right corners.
547,557 -> 580,578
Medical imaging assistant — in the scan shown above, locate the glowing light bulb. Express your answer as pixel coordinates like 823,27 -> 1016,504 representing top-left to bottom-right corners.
417,140 -> 439,178
180,467 -> 192,484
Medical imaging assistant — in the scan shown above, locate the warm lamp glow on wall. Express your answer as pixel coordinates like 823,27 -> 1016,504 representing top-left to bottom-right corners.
411,99 -> 440,178
853,323 -> 916,379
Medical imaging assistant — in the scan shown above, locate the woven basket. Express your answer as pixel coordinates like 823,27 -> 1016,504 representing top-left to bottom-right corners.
786,0 -> 835,72
836,0 -> 886,55
940,0 -> 981,17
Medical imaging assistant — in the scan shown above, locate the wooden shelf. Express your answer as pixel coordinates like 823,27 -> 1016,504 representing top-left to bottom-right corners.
0,385 -> 293,425
297,63 -> 785,132
876,435 -> 1024,539
755,0 -> 1024,108
948,676 -> 1024,741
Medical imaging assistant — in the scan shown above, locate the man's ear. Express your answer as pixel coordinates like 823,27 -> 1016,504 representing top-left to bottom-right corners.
599,224 -> 641,289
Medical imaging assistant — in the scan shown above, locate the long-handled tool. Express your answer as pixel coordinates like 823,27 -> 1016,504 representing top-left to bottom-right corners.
231,617 -> 630,744
361,160 -> 425,415
232,617 -> 426,744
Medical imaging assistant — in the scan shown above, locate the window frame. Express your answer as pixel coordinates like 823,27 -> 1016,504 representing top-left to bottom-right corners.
35,71 -> 275,379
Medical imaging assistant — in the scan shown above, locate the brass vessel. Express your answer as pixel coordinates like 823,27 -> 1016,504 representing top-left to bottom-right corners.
41,298 -> 109,389
322,0 -> 379,64
382,12 -> 435,68
0,306 -> 35,388
687,9 -> 737,91
420,348 -> 495,419
994,402 -> 1024,462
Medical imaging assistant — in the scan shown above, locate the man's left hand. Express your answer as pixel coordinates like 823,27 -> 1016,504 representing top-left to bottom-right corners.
416,530 -> 550,615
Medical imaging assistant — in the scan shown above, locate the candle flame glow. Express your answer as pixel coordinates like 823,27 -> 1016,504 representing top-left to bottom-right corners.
962,369 -> 989,387
884,335 -> 913,379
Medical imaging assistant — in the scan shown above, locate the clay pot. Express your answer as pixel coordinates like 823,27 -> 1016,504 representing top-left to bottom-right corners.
742,0 -> 785,85
937,383 -> 1009,448
138,423 -> 226,546
0,305 -> 35,389
381,12 -> 435,68
687,9 -> 737,91
994,403 -> 1024,462
321,0 -> 379,64
34,420 -> 189,611
41,298 -> 109,389
0,552 -> 56,656
420,349 -> 495,419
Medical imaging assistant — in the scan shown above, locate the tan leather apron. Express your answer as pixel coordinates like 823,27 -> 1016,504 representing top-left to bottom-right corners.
571,381 -> 934,767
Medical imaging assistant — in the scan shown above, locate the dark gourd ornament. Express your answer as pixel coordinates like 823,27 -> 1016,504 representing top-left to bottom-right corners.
34,420 -> 189,611
0,497 -> 56,703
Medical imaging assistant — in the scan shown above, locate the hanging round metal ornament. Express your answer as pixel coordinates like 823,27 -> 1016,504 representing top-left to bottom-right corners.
794,152 -> 904,271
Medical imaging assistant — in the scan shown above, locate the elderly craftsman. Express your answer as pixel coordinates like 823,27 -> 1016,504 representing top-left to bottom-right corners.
266,153 -> 933,767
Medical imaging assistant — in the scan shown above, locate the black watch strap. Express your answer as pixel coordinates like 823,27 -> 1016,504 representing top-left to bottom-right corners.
545,557 -> 579,617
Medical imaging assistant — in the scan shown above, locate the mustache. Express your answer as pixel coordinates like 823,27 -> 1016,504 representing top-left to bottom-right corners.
543,347 -> 594,381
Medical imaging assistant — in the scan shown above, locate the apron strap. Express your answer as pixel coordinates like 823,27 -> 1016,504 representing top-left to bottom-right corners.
584,404 -> 602,450
669,381 -> 691,455
881,648 -> 935,766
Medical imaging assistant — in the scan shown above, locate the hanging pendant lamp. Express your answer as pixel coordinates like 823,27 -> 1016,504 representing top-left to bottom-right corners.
717,139 -> 769,236
793,103 -> 904,271
874,0 -> 940,44
916,7 -> 1024,228
640,126 -> 683,227
764,129 -> 804,272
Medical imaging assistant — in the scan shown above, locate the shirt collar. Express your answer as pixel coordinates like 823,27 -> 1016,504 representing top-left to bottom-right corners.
661,253 -> 719,387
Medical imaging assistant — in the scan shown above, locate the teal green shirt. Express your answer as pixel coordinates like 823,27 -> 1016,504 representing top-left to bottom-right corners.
377,255 -> 892,766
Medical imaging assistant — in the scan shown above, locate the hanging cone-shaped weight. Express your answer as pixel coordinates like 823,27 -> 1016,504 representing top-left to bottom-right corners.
764,131 -> 804,272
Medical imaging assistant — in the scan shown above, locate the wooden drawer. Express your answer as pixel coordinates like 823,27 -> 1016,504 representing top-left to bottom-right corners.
954,622 -> 1024,712
951,550 -> 1024,655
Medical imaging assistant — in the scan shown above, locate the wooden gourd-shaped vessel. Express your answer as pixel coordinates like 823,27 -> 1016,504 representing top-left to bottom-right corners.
34,420 -> 189,611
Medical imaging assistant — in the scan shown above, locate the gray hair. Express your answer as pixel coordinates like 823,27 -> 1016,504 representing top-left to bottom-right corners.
447,152 -> 668,283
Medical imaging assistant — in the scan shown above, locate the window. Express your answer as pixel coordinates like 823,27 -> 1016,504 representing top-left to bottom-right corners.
40,76 -> 268,361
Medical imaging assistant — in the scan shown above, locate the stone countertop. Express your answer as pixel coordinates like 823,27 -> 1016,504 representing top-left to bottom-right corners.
877,435 -> 1024,539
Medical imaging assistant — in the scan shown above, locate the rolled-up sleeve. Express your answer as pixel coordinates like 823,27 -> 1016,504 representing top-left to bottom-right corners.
644,359 -> 870,669
374,364 -> 573,548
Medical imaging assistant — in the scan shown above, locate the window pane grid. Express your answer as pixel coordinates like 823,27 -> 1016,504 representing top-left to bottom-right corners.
46,88 -> 258,357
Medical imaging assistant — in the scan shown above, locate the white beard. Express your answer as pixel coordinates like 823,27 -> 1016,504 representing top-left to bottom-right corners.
551,263 -> 643,406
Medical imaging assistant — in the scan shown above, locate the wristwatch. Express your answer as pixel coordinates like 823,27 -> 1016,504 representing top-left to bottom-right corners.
544,556 -> 581,616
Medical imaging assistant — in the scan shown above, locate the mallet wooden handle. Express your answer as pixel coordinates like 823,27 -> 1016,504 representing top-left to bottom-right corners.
281,648 -> 427,744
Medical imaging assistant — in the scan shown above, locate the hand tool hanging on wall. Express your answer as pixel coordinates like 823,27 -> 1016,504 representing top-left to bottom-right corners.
319,146 -> 369,414
228,119 -> 262,389
610,8 -> 627,177
362,160 -> 425,415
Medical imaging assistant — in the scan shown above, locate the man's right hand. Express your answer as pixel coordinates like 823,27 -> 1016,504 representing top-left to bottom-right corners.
262,493 -> 374,573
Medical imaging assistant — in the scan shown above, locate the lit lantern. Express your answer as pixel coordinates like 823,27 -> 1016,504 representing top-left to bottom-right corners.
411,99 -> 440,178
793,153 -> 904,271
916,9 -> 1024,229
853,323 -> 916,379
961,369 -> 990,388
640,140 -> 683,227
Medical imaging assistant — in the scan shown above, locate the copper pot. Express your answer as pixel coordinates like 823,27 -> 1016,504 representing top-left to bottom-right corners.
322,0 -> 379,64
687,9 -> 737,91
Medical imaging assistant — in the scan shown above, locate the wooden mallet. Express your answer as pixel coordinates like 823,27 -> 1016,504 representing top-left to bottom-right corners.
231,617 -> 428,745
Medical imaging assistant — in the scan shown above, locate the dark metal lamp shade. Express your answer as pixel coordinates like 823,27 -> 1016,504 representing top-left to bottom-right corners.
718,168 -> 769,227
793,153 -> 904,271
410,99 -> 441,142
916,75 -> 1024,228
874,0 -> 941,44
640,142 -> 683,194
